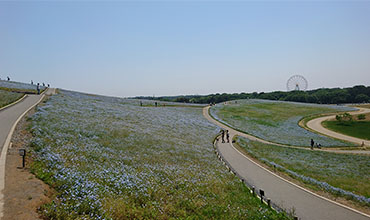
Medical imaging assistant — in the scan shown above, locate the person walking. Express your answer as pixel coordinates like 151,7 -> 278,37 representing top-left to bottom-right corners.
221,130 -> 225,143
226,130 -> 230,143
310,139 -> 314,150
37,83 -> 40,94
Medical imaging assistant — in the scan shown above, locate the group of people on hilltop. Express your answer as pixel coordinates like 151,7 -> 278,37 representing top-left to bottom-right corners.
0,76 -> 11,81
1,77 -> 50,95
220,129 -> 230,143
31,80 -> 50,95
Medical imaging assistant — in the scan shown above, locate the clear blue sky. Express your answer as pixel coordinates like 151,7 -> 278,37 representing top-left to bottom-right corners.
1,1 -> 369,97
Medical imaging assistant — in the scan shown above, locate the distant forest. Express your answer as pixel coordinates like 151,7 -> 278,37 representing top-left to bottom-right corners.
135,85 -> 370,105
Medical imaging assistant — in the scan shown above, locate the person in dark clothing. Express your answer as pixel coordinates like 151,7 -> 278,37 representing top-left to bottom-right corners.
310,139 -> 314,150
7,76 -> 10,81
226,130 -> 230,143
37,83 -> 40,94
221,130 -> 225,143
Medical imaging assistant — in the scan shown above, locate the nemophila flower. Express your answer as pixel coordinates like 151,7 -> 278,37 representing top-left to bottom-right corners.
211,99 -> 356,147
237,137 -> 370,206
0,80 -> 46,91
32,90 -> 259,218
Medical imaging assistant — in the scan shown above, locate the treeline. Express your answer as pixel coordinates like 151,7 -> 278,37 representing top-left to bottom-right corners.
135,85 -> 370,104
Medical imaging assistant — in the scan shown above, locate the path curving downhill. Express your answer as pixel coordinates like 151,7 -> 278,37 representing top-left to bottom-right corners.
306,107 -> 370,147
0,88 -> 55,219
204,106 -> 369,154
203,106 -> 370,220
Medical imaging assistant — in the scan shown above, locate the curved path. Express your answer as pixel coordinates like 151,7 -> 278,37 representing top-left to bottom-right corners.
205,106 -> 369,154
203,106 -> 370,220
306,107 -> 370,147
0,88 -> 55,218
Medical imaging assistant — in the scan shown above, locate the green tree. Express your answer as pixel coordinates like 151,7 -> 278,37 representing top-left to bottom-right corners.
355,94 -> 369,103
336,114 -> 342,122
306,94 -> 319,103
343,113 -> 353,121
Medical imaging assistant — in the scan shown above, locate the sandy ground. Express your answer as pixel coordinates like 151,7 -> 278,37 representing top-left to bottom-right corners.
3,104 -> 53,219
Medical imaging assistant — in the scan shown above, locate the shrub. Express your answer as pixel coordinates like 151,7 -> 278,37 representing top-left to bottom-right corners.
357,114 -> 366,120
336,113 -> 352,122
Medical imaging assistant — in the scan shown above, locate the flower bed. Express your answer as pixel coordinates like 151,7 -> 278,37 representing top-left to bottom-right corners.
210,99 -> 355,147
0,80 -> 45,93
30,90 -> 288,219
236,137 -> 370,206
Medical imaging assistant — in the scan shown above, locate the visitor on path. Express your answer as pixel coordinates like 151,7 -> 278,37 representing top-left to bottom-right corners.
221,130 -> 225,143
226,130 -> 230,143
155,102 -> 158,107
31,80 -> 33,85
37,83 -> 40,94
7,76 -> 10,81
310,139 -> 314,150
42,82 -> 45,87
48,84 -> 50,87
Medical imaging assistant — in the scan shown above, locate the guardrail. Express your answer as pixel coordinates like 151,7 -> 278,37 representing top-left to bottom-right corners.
212,135 -> 298,219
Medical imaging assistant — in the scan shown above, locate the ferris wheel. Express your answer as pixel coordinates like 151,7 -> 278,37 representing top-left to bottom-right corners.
286,75 -> 308,91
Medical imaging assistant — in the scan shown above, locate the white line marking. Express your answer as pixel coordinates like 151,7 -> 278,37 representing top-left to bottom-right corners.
204,106 -> 370,218
0,91 -> 48,218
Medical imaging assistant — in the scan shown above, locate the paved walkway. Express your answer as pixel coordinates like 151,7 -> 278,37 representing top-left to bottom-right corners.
0,88 -> 54,218
204,107 -> 369,154
306,107 -> 370,147
203,106 -> 370,220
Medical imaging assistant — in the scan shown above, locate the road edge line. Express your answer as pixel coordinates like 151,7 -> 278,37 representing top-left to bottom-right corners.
0,91 -> 47,219
204,106 -> 370,219
228,139 -> 370,218
0,94 -> 27,112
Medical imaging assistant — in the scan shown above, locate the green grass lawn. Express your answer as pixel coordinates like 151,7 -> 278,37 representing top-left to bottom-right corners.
210,99 -> 354,147
0,90 -> 24,108
235,137 -> 370,207
322,121 -> 370,140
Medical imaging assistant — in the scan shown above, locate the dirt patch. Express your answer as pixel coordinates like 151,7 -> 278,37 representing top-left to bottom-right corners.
3,108 -> 53,219
357,112 -> 370,121
352,104 -> 370,109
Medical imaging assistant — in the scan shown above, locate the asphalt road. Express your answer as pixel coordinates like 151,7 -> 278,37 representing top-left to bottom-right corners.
306,107 -> 370,147
0,89 -> 52,219
0,94 -> 44,149
203,106 -> 370,220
